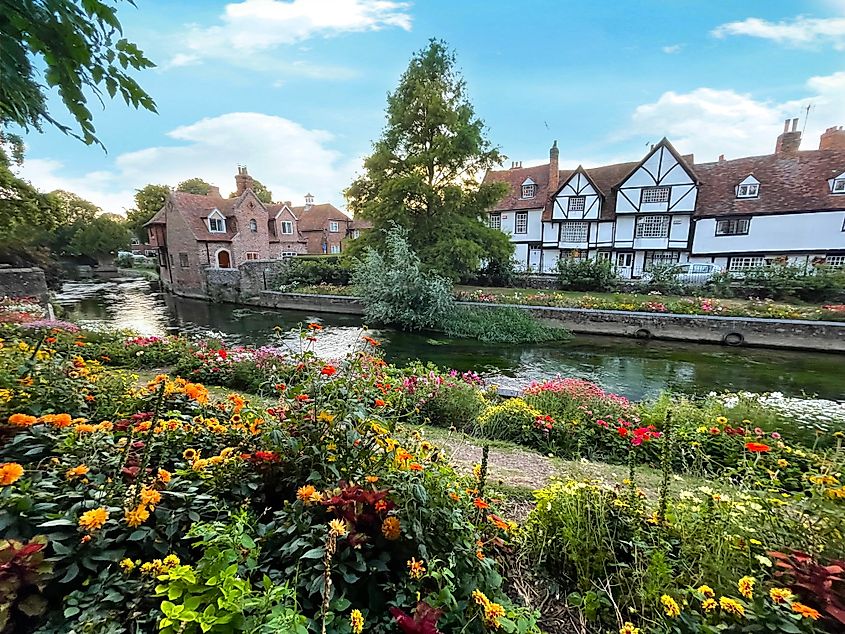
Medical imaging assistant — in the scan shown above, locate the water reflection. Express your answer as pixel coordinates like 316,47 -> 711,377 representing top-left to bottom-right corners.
55,278 -> 845,402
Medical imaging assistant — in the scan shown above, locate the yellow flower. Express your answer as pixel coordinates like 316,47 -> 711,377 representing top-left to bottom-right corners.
140,487 -> 162,509
407,557 -> 426,580
329,519 -> 349,537
297,484 -> 317,503
483,601 -> 505,629
79,507 -> 109,532
472,589 -> 490,607
0,462 -> 25,486
124,505 -> 151,528
119,558 -> 136,573
317,411 -> 335,423
661,594 -> 680,618
182,448 -> 198,461
792,602 -> 820,620
381,516 -> 401,540
65,464 -> 90,480
162,554 -> 181,569
738,576 -> 755,600
716,416 -> 728,425
350,609 -> 364,634
619,623 -> 640,634
719,596 -> 745,618
157,469 -> 172,484
777,459 -> 789,468
702,598 -> 717,612
697,585 -> 715,598
769,588 -> 793,604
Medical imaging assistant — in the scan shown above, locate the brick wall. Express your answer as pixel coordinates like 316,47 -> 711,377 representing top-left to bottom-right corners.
231,192 -> 271,265
163,202 -> 209,298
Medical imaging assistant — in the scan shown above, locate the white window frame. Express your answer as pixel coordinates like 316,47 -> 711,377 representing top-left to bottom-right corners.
596,251 -> 612,262
329,221 -> 340,233
634,215 -> 670,239
144,249 -> 157,257
521,184 -> 536,199
832,178 -> 845,193
643,250 -> 681,271
351,229 -> 360,239
208,217 -> 226,233
728,256 -> 765,271
715,218 -> 751,236
641,187 -> 670,204
736,183 -> 759,198
330,244 -> 341,254
245,252 -> 259,261
824,255 -> 845,267
280,220 -> 293,235
514,212 -> 528,234
567,196 -> 586,214
281,251 -> 298,258
560,221 -> 589,243
616,252 -> 634,268
488,213 -> 501,230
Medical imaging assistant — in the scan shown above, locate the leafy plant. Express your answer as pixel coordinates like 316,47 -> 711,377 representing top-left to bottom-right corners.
556,256 -> 620,292
770,549 -> 845,626
0,536 -> 52,632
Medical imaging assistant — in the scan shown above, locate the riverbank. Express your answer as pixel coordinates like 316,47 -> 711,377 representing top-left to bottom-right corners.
253,290 -> 845,352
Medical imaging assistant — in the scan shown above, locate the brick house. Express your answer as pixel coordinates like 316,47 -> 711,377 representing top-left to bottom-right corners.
145,167 -> 354,297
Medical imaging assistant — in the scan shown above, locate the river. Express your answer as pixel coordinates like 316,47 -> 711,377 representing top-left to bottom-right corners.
53,277 -> 845,404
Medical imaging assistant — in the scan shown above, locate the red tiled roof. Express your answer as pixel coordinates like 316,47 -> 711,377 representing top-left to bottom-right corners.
483,164 -> 556,213
293,203 -> 351,232
694,149 -> 845,217
167,191 -> 242,241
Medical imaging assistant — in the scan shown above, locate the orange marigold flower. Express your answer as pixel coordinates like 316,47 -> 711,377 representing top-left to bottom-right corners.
297,485 -> 317,503
745,442 -> 771,453
792,602 -> 820,620
374,399 -> 385,407
449,492 -> 460,502
320,365 -> 337,376
382,516 -> 401,540
39,413 -> 72,428
65,465 -> 89,480
488,514 -> 510,531
737,576 -> 755,600
74,423 -> 96,433
157,469 -> 172,484
124,505 -> 151,528
0,463 -> 25,486
476,549 -> 485,560
8,413 -> 37,427
409,462 -> 423,471
140,487 -> 162,509
295,394 -> 310,402
365,475 -> 379,483
85,394 -> 95,402
79,507 -> 109,532
473,498 -> 490,510
184,383 -> 209,405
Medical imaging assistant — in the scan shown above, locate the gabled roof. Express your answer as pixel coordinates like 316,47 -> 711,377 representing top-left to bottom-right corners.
694,149 -> 845,217
293,203 -> 351,232
615,137 -> 699,188
167,191 -> 241,241
547,161 -> 641,221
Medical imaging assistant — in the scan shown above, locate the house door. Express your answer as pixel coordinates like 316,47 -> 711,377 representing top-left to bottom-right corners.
615,252 -> 634,279
529,245 -> 541,272
217,250 -> 231,269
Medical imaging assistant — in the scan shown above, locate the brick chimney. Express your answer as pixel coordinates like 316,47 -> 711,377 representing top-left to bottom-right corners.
234,165 -> 254,196
819,126 -> 845,151
718,154 -> 725,162
775,118 -> 802,155
207,185 -> 221,197
548,140 -> 559,193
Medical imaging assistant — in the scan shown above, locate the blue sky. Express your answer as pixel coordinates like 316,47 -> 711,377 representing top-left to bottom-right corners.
16,0 -> 845,214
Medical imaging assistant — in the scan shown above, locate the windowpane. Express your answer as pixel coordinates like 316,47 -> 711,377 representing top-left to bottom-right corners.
488,213 -> 501,230
641,187 -> 670,204
728,256 -> 765,271
635,215 -> 670,238
567,196 -> 586,213
716,218 -> 750,236
560,221 -> 588,242
208,217 -> 225,232
329,221 -> 339,232
737,183 -> 759,198
330,244 -> 340,254
824,255 -> 845,267
245,252 -> 259,261
833,179 -> 845,192
521,184 -> 535,198
179,253 -> 189,268
281,221 -> 293,234
643,250 -> 680,271
515,212 -> 528,234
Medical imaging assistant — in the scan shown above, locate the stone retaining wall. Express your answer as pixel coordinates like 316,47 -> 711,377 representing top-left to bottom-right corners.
251,292 -> 845,352
0,267 -> 50,306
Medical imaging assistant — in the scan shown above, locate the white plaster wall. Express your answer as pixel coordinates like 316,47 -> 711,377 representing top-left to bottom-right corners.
692,211 -> 845,254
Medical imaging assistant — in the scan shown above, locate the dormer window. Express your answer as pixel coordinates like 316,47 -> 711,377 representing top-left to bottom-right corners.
736,176 -> 760,198
830,172 -> 845,194
521,178 -> 536,199
207,209 -> 226,233
281,221 -> 293,234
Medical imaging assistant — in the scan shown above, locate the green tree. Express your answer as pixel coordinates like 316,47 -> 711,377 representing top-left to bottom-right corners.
176,178 -> 214,195
44,190 -> 102,256
0,139 -> 57,239
69,214 -> 130,266
345,39 -> 512,280
1,0 -> 156,148
126,183 -> 169,241
228,178 -> 273,203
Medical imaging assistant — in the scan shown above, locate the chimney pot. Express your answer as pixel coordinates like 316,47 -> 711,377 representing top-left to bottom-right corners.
783,119 -> 790,133
775,121 -> 802,155
792,118 -> 799,132
718,154 -> 725,162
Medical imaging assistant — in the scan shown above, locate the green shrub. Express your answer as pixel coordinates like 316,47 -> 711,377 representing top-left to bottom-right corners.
474,398 -> 542,441
642,263 -> 686,294
464,256 -> 519,287
275,256 -> 353,289
712,263 -> 845,302
419,381 -> 488,431
556,257 -> 620,292
442,306 -> 571,344
353,225 -> 455,331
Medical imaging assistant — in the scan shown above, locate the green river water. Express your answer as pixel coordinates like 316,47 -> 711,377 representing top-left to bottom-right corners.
54,277 -> 845,403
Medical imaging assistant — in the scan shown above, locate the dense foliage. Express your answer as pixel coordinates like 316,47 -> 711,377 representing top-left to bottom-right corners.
345,40 -> 513,280
276,257 -> 354,290
556,257 -> 620,292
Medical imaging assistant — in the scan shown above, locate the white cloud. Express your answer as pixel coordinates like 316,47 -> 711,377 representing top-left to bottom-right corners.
712,15 -> 845,50
661,44 -> 682,54
171,0 -> 412,67
18,113 -> 362,214
628,71 -> 845,160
